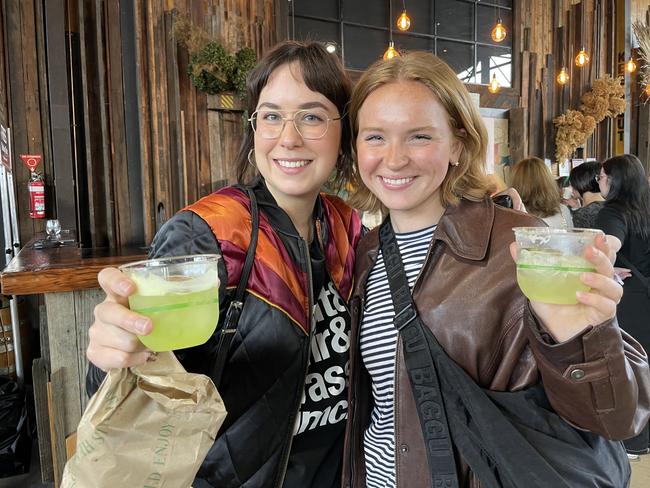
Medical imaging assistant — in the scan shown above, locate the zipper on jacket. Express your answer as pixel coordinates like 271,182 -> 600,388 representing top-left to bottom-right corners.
315,217 -> 354,318
275,236 -> 316,488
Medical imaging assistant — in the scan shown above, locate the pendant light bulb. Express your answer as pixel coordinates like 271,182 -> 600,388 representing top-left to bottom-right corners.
490,19 -> 507,43
556,67 -> 570,85
488,74 -> 500,94
383,41 -> 399,60
397,10 -> 411,31
575,47 -> 589,67
626,58 -> 637,73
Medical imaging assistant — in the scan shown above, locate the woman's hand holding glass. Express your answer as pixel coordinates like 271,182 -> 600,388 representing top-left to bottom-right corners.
510,233 -> 623,343
86,267 -> 153,371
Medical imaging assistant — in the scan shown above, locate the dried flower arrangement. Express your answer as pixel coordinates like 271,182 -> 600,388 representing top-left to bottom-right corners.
553,75 -> 626,161
580,75 -> 626,120
633,20 -> 650,92
173,15 -> 256,97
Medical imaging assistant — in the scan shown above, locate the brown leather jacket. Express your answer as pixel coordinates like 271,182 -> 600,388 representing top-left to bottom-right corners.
342,198 -> 650,488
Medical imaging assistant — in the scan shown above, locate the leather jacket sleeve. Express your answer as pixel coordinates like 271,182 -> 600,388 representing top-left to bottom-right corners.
525,305 -> 650,440
86,210 -> 225,397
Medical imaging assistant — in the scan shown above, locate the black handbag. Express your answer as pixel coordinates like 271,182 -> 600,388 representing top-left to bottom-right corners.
378,218 -> 631,488
211,187 -> 259,388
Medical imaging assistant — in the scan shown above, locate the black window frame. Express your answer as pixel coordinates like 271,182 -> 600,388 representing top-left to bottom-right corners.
286,0 -> 514,89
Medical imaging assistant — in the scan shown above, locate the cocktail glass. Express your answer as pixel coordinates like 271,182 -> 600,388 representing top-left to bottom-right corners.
513,227 -> 602,305
119,254 -> 220,351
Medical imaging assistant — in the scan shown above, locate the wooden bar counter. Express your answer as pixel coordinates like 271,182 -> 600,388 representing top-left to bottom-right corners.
0,240 -> 146,440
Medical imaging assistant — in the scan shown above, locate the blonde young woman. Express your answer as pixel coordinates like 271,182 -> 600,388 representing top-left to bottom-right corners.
341,52 -> 650,488
510,156 -> 573,228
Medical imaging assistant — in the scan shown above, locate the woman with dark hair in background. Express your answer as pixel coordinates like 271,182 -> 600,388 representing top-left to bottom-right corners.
596,154 -> 650,457
510,157 -> 573,228
568,161 -> 605,228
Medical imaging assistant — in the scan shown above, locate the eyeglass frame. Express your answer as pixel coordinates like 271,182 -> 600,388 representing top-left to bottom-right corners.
248,108 -> 345,140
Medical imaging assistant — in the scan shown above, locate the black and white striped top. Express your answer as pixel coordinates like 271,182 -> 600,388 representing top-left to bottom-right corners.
360,224 -> 436,488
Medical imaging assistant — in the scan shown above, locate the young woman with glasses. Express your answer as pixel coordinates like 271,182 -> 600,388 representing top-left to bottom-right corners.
85,41 -> 363,488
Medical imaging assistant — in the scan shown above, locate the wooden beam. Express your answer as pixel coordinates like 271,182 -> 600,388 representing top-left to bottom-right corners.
44,0 -> 77,233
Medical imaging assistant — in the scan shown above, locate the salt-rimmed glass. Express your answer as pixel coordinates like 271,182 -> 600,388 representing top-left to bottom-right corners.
513,227 -> 602,305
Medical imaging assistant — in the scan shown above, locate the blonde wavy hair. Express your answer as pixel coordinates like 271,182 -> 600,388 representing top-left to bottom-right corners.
348,51 -> 492,213
509,157 -> 561,218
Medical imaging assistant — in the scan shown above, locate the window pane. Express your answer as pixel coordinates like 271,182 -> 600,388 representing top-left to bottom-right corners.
393,33 -> 435,54
402,0 -> 435,35
343,25 -> 387,70
477,45 -> 512,87
435,0 -> 473,40
437,40 -> 477,84
294,0 -> 339,20
295,18 -> 339,45
476,4 -> 513,48
343,0 -> 387,28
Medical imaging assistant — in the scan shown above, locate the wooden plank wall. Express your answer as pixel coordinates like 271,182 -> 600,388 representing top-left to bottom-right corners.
136,0 -> 278,245
1,0 -> 51,246
633,5 -> 650,173
513,0 -> 618,166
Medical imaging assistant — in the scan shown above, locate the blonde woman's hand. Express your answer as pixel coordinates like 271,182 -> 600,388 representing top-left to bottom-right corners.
86,267 -> 153,371
510,233 -> 622,343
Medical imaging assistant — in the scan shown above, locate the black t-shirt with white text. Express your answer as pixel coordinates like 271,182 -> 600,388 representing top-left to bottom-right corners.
282,239 -> 350,488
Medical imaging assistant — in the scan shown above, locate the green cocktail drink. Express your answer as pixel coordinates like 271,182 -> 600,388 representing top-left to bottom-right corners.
516,250 -> 595,305
120,255 -> 220,351
513,228 -> 602,305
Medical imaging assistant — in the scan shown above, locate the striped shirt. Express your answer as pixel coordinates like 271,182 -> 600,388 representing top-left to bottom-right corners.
360,225 -> 436,488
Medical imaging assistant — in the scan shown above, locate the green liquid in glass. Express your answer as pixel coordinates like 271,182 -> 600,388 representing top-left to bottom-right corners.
129,286 -> 219,351
516,249 -> 595,305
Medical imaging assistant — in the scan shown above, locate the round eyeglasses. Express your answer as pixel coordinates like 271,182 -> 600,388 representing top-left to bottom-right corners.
248,109 -> 343,140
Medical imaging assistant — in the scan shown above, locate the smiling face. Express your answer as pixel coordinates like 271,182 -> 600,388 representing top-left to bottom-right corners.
253,62 -> 342,212
356,80 -> 462,232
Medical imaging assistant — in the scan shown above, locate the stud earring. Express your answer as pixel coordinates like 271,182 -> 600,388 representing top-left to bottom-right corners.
450,160 -> 459,167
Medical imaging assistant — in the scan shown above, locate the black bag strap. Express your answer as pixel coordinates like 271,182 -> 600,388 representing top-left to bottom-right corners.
378,219 -> 459,488
212,187 -> 259,388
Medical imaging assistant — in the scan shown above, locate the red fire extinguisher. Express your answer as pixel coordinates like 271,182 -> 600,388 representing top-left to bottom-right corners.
20,154 -> 45,219
28,171 -> 45,219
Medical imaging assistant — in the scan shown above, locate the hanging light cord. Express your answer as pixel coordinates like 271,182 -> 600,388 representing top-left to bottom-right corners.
389,0 -> 393,42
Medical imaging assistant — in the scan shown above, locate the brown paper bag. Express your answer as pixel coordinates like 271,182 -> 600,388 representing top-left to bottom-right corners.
61,352 -> 226,488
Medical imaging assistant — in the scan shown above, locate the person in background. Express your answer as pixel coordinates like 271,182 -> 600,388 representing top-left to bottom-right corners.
595,154 -> 650,458
510,157 -> 573,228
556,175 -> 581,210
85,41 -> 363,488
568,161 -> 605,228
341,51 -> 649,488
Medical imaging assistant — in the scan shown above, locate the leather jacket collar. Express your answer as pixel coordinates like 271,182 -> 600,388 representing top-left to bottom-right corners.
354,197 -> 494,298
